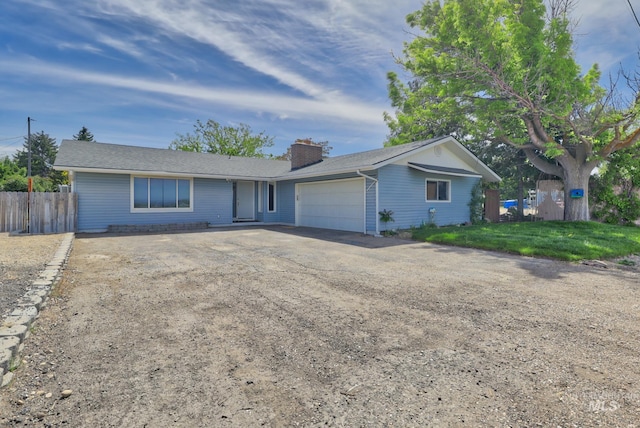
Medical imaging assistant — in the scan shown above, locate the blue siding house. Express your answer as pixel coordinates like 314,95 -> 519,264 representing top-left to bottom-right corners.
54,136 -> 500,234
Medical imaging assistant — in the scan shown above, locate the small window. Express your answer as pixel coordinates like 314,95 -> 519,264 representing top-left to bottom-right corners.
426,179 -> 450,202
132,177 -> 193,212
268,181 -> 276,212
258,182 -> 263,213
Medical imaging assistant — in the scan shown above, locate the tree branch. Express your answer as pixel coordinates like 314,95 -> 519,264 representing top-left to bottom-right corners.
522,148 -> 564,177
600,126 -> 640,157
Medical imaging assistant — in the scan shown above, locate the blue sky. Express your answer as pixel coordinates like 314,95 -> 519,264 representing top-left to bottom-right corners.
1,0 -> 639,159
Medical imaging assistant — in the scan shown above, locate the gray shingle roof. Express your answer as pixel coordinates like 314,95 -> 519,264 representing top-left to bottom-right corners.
52,136 -> 509,183
54,140 -> 292,179
54,137 -> 449,180
283,138 -> 446,178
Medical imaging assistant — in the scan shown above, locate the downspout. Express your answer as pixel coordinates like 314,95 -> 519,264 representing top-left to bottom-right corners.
356,170 -> 379,236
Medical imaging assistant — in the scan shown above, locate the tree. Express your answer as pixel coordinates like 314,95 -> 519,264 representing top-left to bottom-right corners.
0,156 -> 23,178
591,145 -> 640,225
276,138 -> 333,160
73,126 -> 95,141
169,119 -> 274,158
14,131 -> 58,178
0,156 -> 25,191
465,140 -> 539,220
386,0 -> 640,221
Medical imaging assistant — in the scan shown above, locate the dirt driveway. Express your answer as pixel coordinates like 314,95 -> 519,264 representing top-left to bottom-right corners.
1,226 -> 639,426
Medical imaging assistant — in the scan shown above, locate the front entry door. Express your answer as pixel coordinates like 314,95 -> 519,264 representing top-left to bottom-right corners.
236,181 -> 255,220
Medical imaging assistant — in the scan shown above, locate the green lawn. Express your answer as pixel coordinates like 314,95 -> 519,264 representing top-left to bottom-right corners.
411,221 -> 640,261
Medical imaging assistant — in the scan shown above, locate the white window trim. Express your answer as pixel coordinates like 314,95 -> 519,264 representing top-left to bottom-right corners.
130,176 -> 194,213
425,178 -> 451,203
268,181 -> 277,213
257,182 -> 263,213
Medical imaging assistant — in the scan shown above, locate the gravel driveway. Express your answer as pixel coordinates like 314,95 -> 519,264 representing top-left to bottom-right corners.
1,226 -> 639,426
0,233 -> 64,319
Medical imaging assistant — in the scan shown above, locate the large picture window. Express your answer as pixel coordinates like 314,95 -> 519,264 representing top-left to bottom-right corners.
426,179 -> 450,202
132,177 -> 192,211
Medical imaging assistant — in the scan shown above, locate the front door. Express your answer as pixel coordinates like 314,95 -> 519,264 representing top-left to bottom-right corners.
236,181 -> 255,220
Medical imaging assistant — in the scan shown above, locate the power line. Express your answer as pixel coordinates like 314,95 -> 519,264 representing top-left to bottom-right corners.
0,137 -> 25,153
0,135 -> 25,142
627,0 -> 640,30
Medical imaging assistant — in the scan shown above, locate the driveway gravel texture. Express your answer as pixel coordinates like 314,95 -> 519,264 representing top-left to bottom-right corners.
0,226 -> 639,427
0,234 -> 65,319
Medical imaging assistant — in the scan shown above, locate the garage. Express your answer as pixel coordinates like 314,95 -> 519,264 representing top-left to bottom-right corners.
295,178 -> 365,232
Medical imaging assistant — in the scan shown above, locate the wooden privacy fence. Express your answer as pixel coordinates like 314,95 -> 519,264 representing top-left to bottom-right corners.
0,192 -> 77,234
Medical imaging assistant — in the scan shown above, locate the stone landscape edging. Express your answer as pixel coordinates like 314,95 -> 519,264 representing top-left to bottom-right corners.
0,233 -> 74,388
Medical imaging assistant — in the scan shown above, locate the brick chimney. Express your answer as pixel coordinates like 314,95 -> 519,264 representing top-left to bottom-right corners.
291,141 -> 323,170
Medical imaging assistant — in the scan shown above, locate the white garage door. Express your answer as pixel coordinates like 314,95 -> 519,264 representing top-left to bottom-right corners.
296,178 -> 365,232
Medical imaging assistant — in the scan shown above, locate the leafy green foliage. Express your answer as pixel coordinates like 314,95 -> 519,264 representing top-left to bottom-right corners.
0,175 -> 56,192
170,119 -> 274,158
0,156 -> 58,191
379,209 -> 395,234
465,140 -> 539,199
3,132 -> 65,191
386,0 -> 640,221
468,181 -> 485,224
379,209 -> 395,224
412,221 -> 640,261
591,147 -> 640,225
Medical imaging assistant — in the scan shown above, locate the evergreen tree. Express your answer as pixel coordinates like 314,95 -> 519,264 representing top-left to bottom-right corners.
73,126 -> 95,141
14,131 -> 58,178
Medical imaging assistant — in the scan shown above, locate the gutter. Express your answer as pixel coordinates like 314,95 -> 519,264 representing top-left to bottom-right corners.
356,170 -> 379,236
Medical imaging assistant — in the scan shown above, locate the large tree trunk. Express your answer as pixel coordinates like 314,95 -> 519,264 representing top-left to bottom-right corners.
522,147 -> 597,221
562,163 -> 592,221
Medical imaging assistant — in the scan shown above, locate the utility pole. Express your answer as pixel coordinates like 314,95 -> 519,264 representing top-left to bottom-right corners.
26,116 -> 34,233
27,116 -> 32,177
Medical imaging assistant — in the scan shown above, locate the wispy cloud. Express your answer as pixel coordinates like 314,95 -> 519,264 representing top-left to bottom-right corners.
96,35 -> 146,59
0,58 -> 388,125
568,0 -> 640,72
57,42 -> 103,54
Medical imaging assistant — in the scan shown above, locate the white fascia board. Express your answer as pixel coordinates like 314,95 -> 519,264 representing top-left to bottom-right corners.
408,163 -> 483,178
53,166 -> 279,181
274,166 -> 377,181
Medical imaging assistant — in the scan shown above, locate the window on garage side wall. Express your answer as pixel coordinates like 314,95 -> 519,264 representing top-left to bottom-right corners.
426,179 -> 450,202
268,181 -> 276,212
132,177 -> 193,211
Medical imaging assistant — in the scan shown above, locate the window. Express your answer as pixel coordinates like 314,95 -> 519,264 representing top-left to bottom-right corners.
268,181 -> 276,212
426,179 -> 450,201
132,177 -> 193,211
258,182 -> 263,213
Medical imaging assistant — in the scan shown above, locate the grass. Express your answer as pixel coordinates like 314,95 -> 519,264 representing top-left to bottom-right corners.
411,221 -> 640,261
